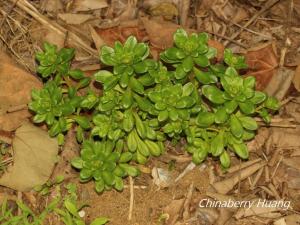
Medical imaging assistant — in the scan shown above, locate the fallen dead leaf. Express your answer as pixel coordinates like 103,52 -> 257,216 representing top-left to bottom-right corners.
71,0 -> 108,12
0,122 -> 58,191
212,161 -> 266,194
142,17 -> 179,49
264,67 -> 295,100
246,42 -> 278,90
0,52 -> 42,131
58,13 -> 94,25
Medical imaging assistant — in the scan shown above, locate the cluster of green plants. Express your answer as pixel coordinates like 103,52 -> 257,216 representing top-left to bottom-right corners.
29,29 -> 279,193
0,183 -> 108,225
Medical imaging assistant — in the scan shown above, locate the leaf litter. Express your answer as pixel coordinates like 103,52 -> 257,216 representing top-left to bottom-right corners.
0,0 -> 300,224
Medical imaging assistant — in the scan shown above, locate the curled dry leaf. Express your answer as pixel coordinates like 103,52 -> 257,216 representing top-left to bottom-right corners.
0,122 -> 58,191
0,52 -> 42,131
245,42 -> 278,90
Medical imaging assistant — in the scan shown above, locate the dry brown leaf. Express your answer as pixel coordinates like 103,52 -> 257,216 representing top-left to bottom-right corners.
0,52 -> 42,131
232,8 -> 249,23
30,22 -> 65,49
0,122 -> 58,191
142,17 -> 179,49
266,127 -> 300,153
58,13 -> 94,25
292,64 -> 300,92
264,68 -> 295,100
246,43 -> 278,90
212,161 -> 266,194
71,0 -> 108,12
89,25 -> 106,51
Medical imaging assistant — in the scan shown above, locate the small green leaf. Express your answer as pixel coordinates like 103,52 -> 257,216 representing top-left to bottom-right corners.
194,55 -> 209,67
133,113 -> 146,139
127,130 -> 138,152
250,91 -> 267,104
74,116 -> 90,129
239,101 -> 255,114
210,132 -> 224,156
230,115 -> 243,138
158,110 -> 169,122
175,64 -> 187,79
243,76 -> 256,89
119,152 -> 133,163
174,28 -> 188,48
196,112 -> 215,127
194,68 -> 217,84
129,77 -> 144,94
265,96 -> 280,110
64,199 -> 78,217
224,100 -> 238,114
202,85 -> 225,104
220,151 -> 231,168
232,143 -> 249,159
90,217 -> 109,225
71,157 -> 84,169
68,69 -> 84,80
239,116 -> 258,130
182,56 -> 194,72
214,108 -> 228,124
95,179 -> 105,193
